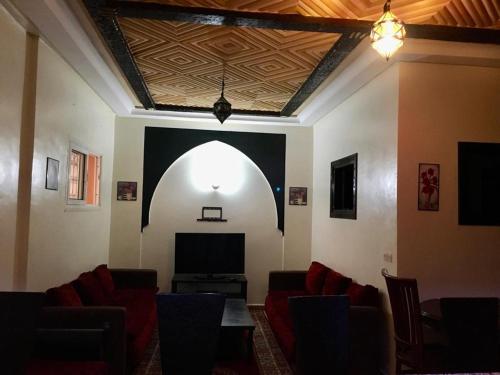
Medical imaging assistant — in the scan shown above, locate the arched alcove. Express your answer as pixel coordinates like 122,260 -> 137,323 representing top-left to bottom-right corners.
141,141 -> 283,304
142,127 -> 286,232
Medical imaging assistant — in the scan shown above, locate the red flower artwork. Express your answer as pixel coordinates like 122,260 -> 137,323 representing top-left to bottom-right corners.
418,164 -> 439,210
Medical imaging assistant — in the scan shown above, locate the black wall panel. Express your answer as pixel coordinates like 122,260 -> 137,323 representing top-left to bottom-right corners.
142,127 -> 286,232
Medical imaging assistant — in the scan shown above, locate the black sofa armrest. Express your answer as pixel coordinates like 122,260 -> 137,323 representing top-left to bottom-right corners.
268,271 -> 307,292
349,306 -> 381,374
35,327 -> 107,360
39,306 -> 126,375
110,268 -> 157,290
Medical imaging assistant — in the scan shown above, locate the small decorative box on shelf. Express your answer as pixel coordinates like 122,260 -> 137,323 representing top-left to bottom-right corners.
197,206 -> 227,222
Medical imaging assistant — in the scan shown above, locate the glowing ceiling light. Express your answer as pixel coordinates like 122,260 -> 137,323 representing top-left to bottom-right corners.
370,0 -> 406,61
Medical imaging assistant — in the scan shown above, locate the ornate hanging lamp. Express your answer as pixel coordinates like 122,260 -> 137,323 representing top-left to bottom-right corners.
370,0 -> 406,61
213,65 -> 232,124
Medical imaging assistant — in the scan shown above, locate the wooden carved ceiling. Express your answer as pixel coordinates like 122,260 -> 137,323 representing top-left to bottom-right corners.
118,18 -> 341,111
83,0 -> 499,116
136,0 -> 499,28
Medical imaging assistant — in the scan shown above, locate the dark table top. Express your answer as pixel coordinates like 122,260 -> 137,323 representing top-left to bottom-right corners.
221,298 -> 255,329
420,298 -> 500,328
172,274 -> 247,283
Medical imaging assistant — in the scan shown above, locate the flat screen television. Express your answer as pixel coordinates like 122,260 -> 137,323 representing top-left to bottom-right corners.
175,233 -> 245,275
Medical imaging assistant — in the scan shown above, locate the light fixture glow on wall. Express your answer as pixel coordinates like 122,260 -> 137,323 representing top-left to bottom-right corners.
370,0 -> 406,61
190,141 -> 244,194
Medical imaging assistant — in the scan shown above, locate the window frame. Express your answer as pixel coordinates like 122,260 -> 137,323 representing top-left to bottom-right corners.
66,143 -> 102,207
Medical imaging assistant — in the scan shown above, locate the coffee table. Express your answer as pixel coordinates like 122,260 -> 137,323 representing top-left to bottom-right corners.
221,298 -> 255,359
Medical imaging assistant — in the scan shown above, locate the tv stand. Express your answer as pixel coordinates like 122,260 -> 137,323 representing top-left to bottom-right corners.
194,274 -> 227,281
172,274 -> 247,300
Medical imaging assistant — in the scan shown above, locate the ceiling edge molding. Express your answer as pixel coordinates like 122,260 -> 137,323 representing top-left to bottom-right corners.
128,109 -> 301,127
10,0 -> 134,116
299,39 -> 500,127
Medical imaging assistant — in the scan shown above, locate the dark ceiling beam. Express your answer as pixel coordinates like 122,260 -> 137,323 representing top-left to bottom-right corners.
281,32 -> 365,116
154,104 -> 281,118
108,1 -> 500,44
84,0 -> 155,109
406,24 -> 500,44
107,1 -> 372,34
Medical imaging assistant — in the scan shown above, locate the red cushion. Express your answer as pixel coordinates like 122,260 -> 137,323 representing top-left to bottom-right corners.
346,282 -> 379,307
264,291 -> 304,362
112,288 -> 157,365
322,270 -> 352,295
46,283 -> 83,307
305,261 -> 329,295
113,289 -> 156,338
74,272 -> 110,306
26,360 -> 109,375
265,290 -> 305,330
93,264 -> 115,297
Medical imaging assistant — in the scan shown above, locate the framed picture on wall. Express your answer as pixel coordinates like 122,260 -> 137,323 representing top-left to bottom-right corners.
45,157 -> 59,190
289,187 -> 307,205
418,163 -> 439,211
117,181 -> 137,201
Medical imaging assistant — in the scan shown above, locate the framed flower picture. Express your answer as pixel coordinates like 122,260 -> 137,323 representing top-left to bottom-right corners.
418,163 -> 439,211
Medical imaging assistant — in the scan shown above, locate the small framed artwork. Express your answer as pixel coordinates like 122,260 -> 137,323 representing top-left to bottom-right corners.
117,181 -> 137,201
289,187 -> 307,206
45,157 -> 59,190
418,163 -> 439,211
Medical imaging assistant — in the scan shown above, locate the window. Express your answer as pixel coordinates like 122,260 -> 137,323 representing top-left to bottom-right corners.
67,145 -> 101,206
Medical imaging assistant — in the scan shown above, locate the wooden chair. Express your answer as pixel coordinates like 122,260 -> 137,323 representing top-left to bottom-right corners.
288,295 -> 350,375
156,293 -> 225,375
382,269 -> 447,374
440,297 -> 499,372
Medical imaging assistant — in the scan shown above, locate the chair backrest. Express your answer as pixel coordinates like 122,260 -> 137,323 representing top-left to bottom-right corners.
288,295 -> 349,375
382,269 -> 424,369
156,293 -> 225,375
0,292 -> 46,374
440,297 -> 499,372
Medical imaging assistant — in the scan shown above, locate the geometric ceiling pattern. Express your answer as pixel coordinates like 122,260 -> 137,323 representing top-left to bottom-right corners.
137,0 -> 499,28
118,18 -> 341,111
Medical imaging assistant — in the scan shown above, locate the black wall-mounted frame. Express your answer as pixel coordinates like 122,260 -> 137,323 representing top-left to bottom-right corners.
330,153 -> 358,220
458,142 -> 500,226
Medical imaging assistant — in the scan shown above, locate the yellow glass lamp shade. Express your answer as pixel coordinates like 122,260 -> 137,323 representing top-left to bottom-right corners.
370,3 -> 406,60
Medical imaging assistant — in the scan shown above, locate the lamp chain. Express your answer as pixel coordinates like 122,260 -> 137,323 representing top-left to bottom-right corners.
384,0 -> 391,12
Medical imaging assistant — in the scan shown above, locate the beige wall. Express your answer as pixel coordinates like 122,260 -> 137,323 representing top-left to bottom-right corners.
110,117 -> 313,302
26,39 -> 115,291
0,5 -> 26,290
311,65 -> 399,297
142,141 -> 283,303
397,62 -> 500,300
311,65 -> 399,374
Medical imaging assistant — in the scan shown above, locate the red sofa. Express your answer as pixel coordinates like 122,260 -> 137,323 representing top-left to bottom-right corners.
265,261 -> 381,374
41,265 -> 158,374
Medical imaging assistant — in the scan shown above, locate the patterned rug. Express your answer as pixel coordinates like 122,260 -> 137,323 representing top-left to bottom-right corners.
134,306 -> 292,375
133,306 -> 497,375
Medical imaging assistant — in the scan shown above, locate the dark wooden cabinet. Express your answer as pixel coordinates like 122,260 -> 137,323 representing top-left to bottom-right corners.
171,274 -> 247,300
